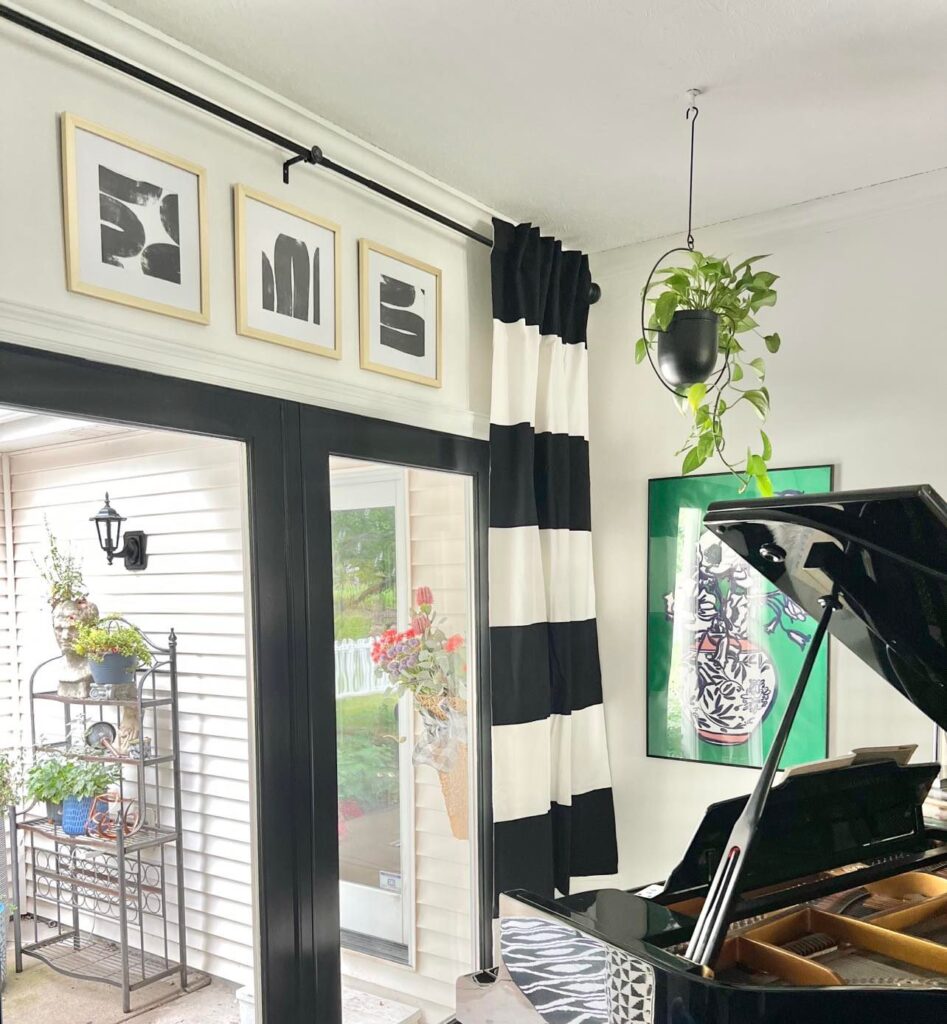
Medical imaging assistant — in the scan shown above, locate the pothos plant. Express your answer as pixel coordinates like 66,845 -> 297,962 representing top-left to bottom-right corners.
636,250 -> 782,496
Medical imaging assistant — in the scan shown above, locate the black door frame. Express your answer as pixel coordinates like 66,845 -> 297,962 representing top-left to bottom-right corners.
0,341 -> 492,1024
300,406 -> 493,1021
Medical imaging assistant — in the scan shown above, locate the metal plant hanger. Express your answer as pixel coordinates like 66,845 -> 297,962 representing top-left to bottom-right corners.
637,89 -> 782,495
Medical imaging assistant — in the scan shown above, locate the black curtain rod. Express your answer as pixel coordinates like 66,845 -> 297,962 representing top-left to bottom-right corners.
1,4 -> 601,303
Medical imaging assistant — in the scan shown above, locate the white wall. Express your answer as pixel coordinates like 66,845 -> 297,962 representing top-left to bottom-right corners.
587,172 -> 947,888
0,0 -> 496,439
12,427 -> 255,987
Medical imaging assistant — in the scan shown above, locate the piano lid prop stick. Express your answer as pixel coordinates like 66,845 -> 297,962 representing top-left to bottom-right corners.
684,591 -> 840,968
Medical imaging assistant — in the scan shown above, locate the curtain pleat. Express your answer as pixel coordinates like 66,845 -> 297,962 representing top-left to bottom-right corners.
490,218 -> 618,899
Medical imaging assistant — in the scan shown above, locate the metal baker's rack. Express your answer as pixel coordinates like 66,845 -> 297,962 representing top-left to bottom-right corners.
10,626 -> 208,1012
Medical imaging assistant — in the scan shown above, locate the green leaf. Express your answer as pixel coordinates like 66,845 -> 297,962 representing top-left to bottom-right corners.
682,446 -> 708,475
731,361 -> 744,382
654,291 -> 679,330
749,357 -> 766,379
732,254 -> 771,274
751,271 -> 778,288
754,472 -> 775,498
735,315 -> 758,333
764,332 -> 781,353
749,288 -> 778,311
697,434 -> 715,460
686,382 -> 707,412
760,430 -> 773,461
695,404 -> 712,429
664,272 -> 690,295
634,338 -> 648,364
747,454 -> 767,477
744,390 -> 769,419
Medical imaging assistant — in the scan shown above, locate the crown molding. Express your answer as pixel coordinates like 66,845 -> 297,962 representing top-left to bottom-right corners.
4,0 -> 510,241
0,298 -> 490,439
592,165 -> 947,279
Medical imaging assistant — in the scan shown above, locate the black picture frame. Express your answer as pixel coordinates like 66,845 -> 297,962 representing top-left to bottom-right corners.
0,341 -> 492,1024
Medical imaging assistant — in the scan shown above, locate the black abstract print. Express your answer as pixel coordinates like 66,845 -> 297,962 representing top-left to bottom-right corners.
379,275 -> 425,356
98,165 -> 180,283
261,234 -> 321,323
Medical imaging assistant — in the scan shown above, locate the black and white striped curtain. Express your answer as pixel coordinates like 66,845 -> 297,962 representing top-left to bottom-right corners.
489,218 -> 618,898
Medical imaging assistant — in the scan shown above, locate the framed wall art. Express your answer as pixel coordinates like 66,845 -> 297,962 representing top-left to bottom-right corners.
61,113 -> 209,323
234,185 -> 341,358
646,464 -> 833,769
359,239 -> 442,387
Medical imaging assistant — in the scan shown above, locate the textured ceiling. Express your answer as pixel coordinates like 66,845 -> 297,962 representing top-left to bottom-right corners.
106,0 -> 947,251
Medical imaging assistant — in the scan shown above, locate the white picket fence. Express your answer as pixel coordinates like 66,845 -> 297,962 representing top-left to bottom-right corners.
335,638 -> 386,698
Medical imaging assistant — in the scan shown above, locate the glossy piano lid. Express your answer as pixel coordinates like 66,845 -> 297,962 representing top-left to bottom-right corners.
703,484 -> 947,730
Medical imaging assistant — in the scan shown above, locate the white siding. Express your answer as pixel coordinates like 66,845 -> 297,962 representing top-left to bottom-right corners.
0,457 -> 14,750
11,428 -> 255,987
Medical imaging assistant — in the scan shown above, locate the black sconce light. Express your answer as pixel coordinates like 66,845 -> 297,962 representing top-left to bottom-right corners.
90,493 -> 148,571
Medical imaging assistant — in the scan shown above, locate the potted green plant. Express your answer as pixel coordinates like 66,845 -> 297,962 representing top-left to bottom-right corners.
71,616 -> 152,688
26,754 -> 117,836
636,250 -> 782,496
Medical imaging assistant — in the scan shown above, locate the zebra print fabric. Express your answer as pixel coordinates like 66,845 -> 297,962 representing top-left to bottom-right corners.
490,218 -> 618,899
500,916 -> 655,1024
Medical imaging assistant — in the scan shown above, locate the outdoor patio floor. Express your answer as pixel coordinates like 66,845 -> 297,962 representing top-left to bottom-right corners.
4,937 -> 428,1024
3,938 -> 240,1024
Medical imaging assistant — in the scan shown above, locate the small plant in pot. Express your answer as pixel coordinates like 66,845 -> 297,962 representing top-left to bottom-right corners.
26,754 -> 117,836
636,250 -> 782,496
71,616 -> 152,690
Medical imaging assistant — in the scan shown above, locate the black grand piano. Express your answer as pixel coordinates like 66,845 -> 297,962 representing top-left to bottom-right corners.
457,485 -> 947,1024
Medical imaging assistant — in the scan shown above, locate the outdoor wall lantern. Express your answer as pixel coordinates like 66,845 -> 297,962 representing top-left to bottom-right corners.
90,493 -> 148,571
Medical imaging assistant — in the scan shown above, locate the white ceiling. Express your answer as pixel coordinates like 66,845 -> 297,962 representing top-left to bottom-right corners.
0,407 -> 131,452
108,0 -> 947,252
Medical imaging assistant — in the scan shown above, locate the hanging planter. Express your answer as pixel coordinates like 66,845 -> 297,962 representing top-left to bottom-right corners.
657,309 -> 720,387
635,91 -> 783,496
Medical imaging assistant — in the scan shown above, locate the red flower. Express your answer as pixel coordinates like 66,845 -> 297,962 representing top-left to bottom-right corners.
415,586 -> 434,607
445,634 -> 464,653
411,613 -> 430,634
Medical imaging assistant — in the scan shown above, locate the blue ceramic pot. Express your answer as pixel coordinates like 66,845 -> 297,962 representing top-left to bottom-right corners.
90,653 -> 138,687
62,795 -> 94,836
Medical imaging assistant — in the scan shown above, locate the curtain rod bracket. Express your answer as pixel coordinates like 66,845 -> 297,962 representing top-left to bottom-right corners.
283,145 -> 323,184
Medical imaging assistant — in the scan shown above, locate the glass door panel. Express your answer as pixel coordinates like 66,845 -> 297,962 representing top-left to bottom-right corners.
330,456 -> 478,1019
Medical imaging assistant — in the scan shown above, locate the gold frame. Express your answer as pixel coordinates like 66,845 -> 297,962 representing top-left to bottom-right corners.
61,112 -> 210,324
234,184 -> 342,359
358,238 -> 442,388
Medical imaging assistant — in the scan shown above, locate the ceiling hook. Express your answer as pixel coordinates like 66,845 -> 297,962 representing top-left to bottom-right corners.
685,87 -> 702,120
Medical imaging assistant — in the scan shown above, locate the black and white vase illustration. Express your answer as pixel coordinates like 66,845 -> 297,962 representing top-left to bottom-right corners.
666,528 -> 811,747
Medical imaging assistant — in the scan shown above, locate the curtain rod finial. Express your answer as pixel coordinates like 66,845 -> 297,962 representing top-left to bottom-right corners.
589,282 -> 602,305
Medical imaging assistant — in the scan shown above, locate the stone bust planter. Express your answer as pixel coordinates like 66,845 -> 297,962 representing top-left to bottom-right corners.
51,596 -> 99,698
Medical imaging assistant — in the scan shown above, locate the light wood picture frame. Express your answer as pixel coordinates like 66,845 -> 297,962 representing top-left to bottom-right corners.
61,112 -> 209,324
234,185 -> 342,358
359,239 -> 442,387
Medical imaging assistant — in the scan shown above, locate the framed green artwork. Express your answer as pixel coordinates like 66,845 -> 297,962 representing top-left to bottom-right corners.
647,465 -> 833,769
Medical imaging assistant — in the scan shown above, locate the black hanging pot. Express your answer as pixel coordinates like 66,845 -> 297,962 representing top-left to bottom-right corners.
657,309 -> 720,387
